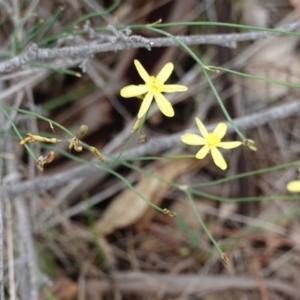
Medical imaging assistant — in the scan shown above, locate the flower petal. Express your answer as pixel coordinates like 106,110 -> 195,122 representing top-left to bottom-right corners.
195,118 -> 208,138
181,134 -> 206,145
154,93 -> 174,117
211,147 -> 227,170
134,60 -> 150,83
161,84 -> 188,93
120,85 -> 149,98
213,122 -> 227,139
137,92 -> 153,119
196,145 -> 209,159
156,62 -> 174,83
287,180 -> 300,192
218,141 -> 242,149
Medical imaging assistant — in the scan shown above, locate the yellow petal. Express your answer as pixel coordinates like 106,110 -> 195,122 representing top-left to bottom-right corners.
195,118 -> 208,138
120,85 -> 148,98
211,147 -> 227,170
161,84 -> 188,93
181,134 -> 206,145
134,60 -> 150,83
156,63 -> 173,83
213,122 -> 227,139
137,92 -> 153,119
196,145 -> 209,159
287,180 -> 300,192
218,141 -> 242,149
154,93 -> 174,117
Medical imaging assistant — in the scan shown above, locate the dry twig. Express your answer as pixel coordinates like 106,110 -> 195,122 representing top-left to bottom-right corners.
92,271 -> 300,298
5,140 -> 40,300
1,21 -> 300,73
5,99 -> 300,197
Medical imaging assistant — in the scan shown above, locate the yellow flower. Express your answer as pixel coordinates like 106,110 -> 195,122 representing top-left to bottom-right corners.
286,169 -> 300,192
287,181 -> 300,192
120,60 -> 188,119
181,118 -> 242,170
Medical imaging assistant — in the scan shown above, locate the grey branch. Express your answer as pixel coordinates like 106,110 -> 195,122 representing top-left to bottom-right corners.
0,155 -> 4,300
5,99 -> 300,197
5,140 -> 40,300
1,21 -> 300,73
91,271 -> 299,297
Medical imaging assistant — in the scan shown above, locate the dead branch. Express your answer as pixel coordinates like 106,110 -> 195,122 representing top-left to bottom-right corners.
88,271 -> 300,298
1,21 -> 300,73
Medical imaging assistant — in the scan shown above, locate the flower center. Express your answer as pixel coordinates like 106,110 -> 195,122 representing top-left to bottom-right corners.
146,76 -> 163,93
207,133 -> 221,147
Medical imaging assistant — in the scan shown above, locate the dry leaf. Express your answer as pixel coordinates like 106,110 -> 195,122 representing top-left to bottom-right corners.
241,0 -> 269,28
243,35 -> 300,105
241,12 -> 300,107
290,0 -> 300,10
96,159 -> 201,235
50,277 -> 78,300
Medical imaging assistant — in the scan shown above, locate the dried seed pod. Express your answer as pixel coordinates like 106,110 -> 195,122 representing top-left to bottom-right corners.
162,208 -> 177,217
243,138 -> 257,151
90,146 -> 104,162
36,151 -> 55,171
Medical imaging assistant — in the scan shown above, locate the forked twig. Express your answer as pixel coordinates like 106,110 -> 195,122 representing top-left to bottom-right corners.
0,21 -> 300,73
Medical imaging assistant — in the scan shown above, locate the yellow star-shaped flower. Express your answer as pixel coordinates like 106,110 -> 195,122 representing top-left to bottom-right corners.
181,118 -> 242,170
286,168 -> 300,192
120,60 -> 188,119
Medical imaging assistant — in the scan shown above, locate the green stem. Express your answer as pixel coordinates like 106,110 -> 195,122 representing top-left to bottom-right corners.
127,21 -> 300,37
0,105 -> 36,160
145,26 -> 245,140
185,190 -> 223,256
190,160 -> 300,188
209,66 -> 300,89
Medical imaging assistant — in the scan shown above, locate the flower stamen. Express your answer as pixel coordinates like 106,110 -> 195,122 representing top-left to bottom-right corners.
207,133 -> 221,148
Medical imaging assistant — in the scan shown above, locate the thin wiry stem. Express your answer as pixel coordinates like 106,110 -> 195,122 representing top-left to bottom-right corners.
5,98 -> 300,197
